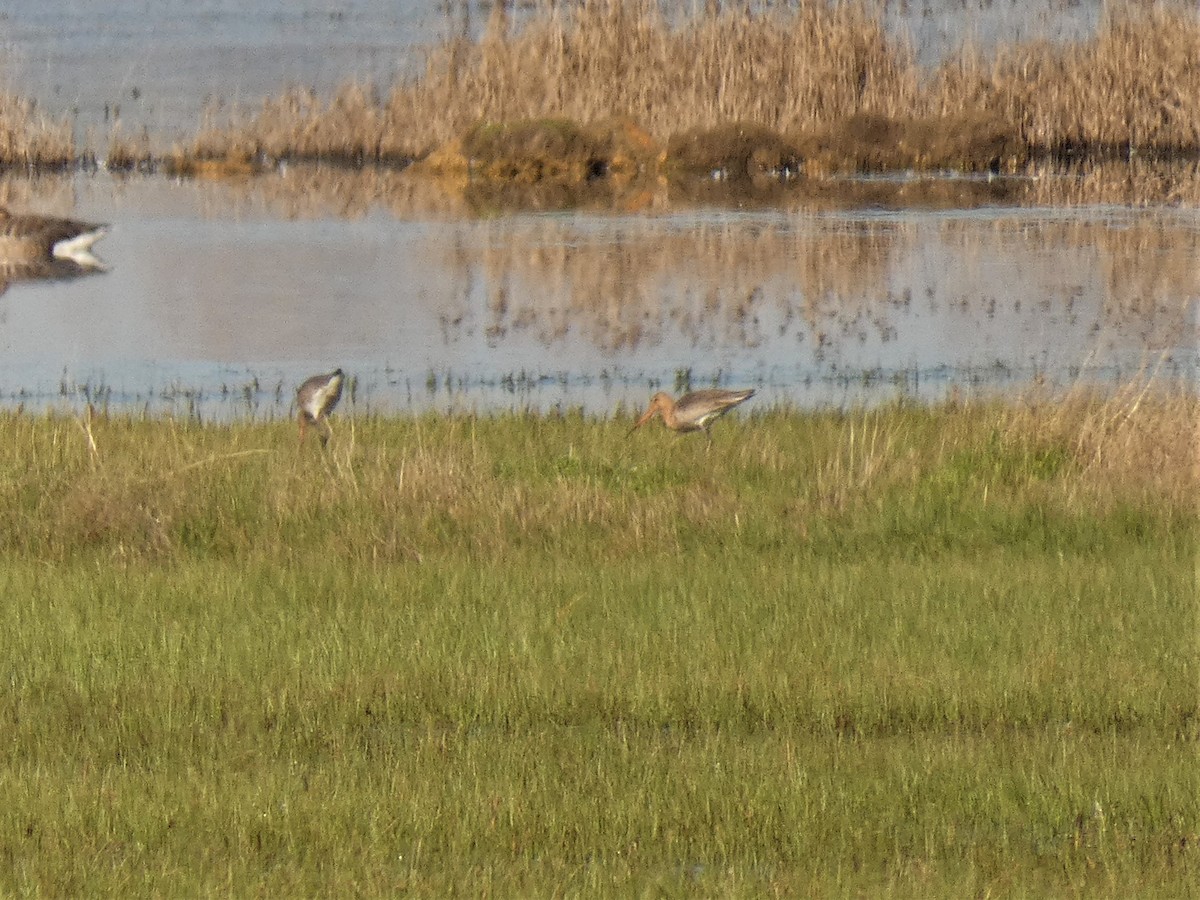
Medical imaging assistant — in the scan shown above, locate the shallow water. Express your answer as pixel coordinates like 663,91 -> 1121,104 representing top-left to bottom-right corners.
0,170 -> 1195,420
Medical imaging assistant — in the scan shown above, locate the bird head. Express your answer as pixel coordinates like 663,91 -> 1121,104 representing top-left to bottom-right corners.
629,392 -> 672,435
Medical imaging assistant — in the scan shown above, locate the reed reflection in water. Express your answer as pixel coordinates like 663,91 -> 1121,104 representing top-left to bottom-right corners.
0,172 -> 1195,419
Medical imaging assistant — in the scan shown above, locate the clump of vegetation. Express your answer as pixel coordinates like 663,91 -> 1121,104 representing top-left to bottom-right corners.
194,82 -> 410,166
421,116 -> 660,183
389,0 -> 914,158
0,93 -> 73,168
103,124 -> 154,172
665,111 -> 1026,178
0,385 -> 1195,894
795,110 -> 1027,174
667,121 -> 801,178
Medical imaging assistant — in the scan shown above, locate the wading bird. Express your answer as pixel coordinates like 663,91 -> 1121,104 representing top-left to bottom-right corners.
296,368 -> 345,446
629,388 -> 755,442
0,207 -> 109,274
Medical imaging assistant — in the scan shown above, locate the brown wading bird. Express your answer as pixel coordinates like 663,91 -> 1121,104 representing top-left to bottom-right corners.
0,207 -> 109,276
630,388 -> 756,442
296,368 -> 345,445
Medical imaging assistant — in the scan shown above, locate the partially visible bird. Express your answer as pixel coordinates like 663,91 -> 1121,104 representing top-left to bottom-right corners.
629,388 -> 755,442
296,368 -> 345,446
0,207 -> 109,275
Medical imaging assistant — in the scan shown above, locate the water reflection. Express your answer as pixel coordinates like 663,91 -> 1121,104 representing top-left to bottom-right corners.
169,157 -> 1200,218
0,169 -> 1195,420
0,261 -> 105,298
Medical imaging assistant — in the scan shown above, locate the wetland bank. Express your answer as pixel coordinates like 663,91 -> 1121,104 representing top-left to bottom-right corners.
0,0 -> 1198,896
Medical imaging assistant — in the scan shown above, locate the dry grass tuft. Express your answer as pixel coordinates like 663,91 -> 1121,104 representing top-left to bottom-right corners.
180,83 -> 413,167
104,125 -> 153,172
161,150 -> 263,179
424,117 -> 660,183
0,93 -> 74,168
1003,374 -> 1200,506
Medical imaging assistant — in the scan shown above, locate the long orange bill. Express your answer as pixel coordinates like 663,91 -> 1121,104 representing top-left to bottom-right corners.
628,408 -> 655,435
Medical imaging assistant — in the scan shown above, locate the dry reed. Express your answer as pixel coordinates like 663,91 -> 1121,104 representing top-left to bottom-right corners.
931,3 -> 1200,155
0,93 -> 73,168
200,0 -> 1199,176
0,1 -> 1191,176
398,0 -> 917,154
1001,372 -> 1199,507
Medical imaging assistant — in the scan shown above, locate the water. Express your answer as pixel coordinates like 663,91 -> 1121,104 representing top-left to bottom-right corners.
0,170 -> 1195,420
0,1 -> 1196,419
0,1 -> 441,144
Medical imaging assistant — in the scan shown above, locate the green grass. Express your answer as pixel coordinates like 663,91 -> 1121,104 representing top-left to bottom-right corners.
0,398 -> 1196,896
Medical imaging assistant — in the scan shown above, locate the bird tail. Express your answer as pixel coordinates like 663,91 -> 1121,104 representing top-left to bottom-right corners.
52,227 -> 109,271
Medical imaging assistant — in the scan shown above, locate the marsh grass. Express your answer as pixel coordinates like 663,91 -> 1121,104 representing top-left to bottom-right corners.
0,92 -> 73,168
171,0 -> 1200,178
5,1 -> 1198,175
0,387 -> 1196,895
932,3 -> 1200,156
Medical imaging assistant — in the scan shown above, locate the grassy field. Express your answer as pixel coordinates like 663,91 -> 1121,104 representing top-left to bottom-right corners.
0,387 -> 1196,895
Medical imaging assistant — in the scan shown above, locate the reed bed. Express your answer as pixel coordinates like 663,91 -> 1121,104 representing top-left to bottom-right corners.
407,0 -> 915,154
3,1 -> 1198,176
175,0 -> 1200,177
0,388 -> 1195,894
931,3 -> 1200,155
0,92 -> 73,169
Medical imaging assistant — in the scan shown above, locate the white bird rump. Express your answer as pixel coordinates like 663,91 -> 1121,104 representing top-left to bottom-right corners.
51,226 -> 109,270
0,207 -> 110,281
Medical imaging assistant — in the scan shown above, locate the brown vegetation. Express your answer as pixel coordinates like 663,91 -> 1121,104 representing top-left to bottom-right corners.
1002,375 -> 1198,508
0,94 -> 73,168
395,0 -> 917,157
421,117 -> 661,183
931,4 -> 1200,156
4,1 -> 1199,182
175,0 -> 1199,181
